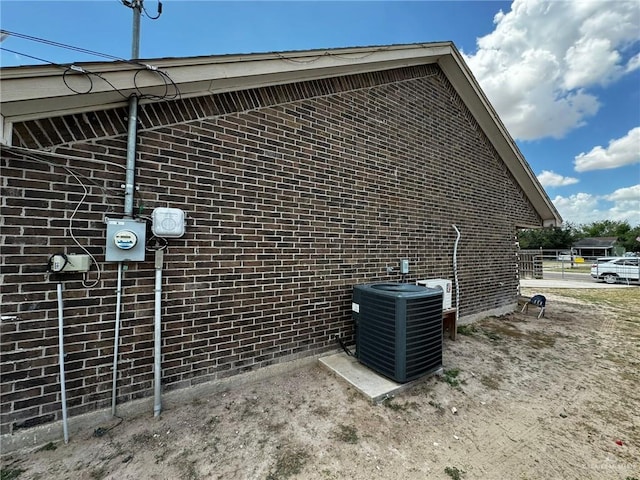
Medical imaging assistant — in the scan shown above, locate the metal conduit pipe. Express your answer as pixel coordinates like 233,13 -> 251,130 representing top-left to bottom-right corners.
111,2 -> 141,418
111,262 -> 124,416
124,95 -> 139,218
452,225 -> 461,323
124,0 -> 141,218
56,283 -> 70,443
153,249 -> 164,417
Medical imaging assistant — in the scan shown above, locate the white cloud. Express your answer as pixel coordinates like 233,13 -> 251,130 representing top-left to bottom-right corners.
552,192 -> 601,225
552,184 -> 640,226
574,127 -> 640,171
464,0 -> 640,140
626,52 -> 640,73
605,184 -> 640,202
604,185 -> 640,225
537,170 -> 579,187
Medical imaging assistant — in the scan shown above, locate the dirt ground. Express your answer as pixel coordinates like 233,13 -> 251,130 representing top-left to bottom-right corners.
2,287 -> 639,480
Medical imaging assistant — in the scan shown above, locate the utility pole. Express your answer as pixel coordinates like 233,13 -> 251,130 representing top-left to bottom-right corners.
123,0 -> 142,218
131,0 -> 141,59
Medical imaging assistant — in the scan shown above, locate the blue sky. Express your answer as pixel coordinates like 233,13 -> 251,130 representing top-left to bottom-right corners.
1,0 -> 639,227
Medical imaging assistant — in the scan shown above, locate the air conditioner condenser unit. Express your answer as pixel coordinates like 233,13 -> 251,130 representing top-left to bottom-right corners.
353,283 -> 443,383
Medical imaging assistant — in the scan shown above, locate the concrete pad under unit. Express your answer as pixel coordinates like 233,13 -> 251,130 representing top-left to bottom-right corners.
318,352 -> 441,403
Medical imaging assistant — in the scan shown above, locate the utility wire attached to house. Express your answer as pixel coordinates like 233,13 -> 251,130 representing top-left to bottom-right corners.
1,26 -> 180,100
0,29 -> 128,62
121,0 -> 163,20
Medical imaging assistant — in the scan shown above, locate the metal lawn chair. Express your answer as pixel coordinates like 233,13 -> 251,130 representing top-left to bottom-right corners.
521,294 -> 546,319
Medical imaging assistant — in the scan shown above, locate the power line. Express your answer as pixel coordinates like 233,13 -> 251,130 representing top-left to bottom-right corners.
142,0 -> 163,20
0,28 -> 163,71
0,46 -> 59,66
1,45 -> 179,101
0,29 -> 128,63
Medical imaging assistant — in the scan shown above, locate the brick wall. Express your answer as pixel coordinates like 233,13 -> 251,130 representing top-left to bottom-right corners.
0,64 -> 541,435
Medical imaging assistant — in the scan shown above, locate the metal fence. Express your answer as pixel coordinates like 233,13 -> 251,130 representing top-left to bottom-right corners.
518,250 -> 543,279
519,249 -> 640,284
519,249 -> 592,279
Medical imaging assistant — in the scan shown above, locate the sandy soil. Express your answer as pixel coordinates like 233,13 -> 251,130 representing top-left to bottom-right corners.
2,287 -> 639,480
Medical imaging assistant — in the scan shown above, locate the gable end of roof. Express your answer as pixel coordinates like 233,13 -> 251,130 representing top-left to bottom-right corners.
0,41 -> 561,226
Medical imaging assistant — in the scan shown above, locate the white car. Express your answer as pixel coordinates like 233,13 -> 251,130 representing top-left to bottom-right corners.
557,251 -> 573,261
590,257 -> 640,284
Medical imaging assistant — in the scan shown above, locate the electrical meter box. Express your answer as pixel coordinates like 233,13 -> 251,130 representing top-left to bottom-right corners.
152,207 -> 186,238
105,217 -> 146,262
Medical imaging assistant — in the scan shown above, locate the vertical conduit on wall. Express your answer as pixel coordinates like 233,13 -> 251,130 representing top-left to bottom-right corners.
123,95 -> 139,218
56,283 -> 70,443
111,3 -> 141,416
153,249 -> 164,417
452,225 -> 461,323
111,262 -> 124,416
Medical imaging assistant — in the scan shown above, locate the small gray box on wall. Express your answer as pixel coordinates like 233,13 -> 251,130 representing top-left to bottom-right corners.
105,218 -> 147,262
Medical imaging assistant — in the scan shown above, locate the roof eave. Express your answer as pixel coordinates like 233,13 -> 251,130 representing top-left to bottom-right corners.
0,43 -> 452,120
0,41 -> 561,227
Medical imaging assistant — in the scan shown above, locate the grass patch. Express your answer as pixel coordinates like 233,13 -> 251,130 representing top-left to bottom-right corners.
239,397 -> 260,420
1,469 -> 26,480
333,424 -> 359,444
383,397 -> 419,411
444,466 -> 465,480
457,324 -> 477,336
480,375 -> 501,390
312,406 -> 332,417
89,466 -> 107,480
267,422 -> 287,433
443,368 -> 461,387
36,442 -> 57,452
131,431 -> 154,445
484,322 -> 525,340
267,445 -> 310,480
481,330 -> 502,341
522,288 -> 640,315
527,331 -> 556,349
480,320 -> 556,350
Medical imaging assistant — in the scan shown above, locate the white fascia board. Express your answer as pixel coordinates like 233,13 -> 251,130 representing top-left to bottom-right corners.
0,43 -> 451,121
0,114 -> 10,145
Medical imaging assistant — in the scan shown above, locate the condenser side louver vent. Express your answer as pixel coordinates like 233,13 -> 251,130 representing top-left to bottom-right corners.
353,283 -> 443,383
357,293 -> 397,379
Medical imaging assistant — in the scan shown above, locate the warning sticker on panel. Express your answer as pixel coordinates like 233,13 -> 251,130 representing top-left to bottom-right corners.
352,302 -> 359,313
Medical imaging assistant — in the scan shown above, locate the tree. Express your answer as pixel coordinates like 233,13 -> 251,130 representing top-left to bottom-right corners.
517,224 -> 576,249
576,220 -> 640,253
577,220 -> 631,238
518,220 -> 640,253
619,225 -> 640,253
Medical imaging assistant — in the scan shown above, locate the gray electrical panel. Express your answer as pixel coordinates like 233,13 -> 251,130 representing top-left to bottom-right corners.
105,218 -> 147,262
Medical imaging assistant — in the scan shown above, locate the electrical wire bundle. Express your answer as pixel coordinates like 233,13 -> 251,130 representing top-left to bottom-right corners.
1,14 -> 179,102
